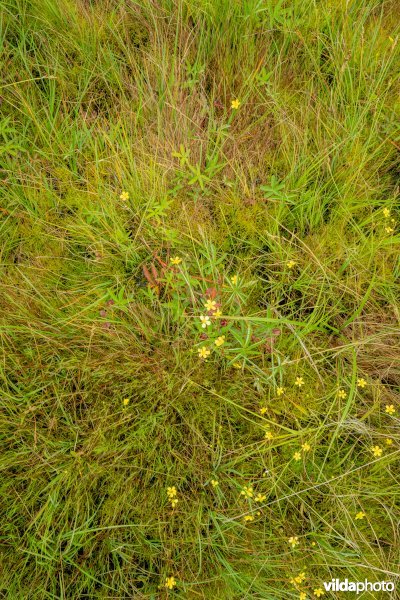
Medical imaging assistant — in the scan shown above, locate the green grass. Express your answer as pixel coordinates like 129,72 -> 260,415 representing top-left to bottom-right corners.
1,0 -> 399,598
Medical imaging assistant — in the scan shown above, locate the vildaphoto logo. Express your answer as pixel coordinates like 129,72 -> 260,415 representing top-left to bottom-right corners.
323,579 -> 395,594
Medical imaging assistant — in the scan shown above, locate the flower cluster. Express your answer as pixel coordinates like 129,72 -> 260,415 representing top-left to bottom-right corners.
196,293 -> 227,359
240,485 -> 254,499
382,207 -> 396,234
293,442 -> 311,462
290,571 -> 306,586
167,486 -> 178,508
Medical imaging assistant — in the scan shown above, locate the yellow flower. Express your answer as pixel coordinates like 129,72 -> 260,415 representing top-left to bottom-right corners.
123,398 -> 130,406
355,511 -> 366,520
295,377 -> 304,387
233,362 -> 242,369
198,346 -> 211,359
170,497 -> 178,507
371,445 -> 383,457
385,404 -> 396,415
287,260 -> 296,269
200,315 -> 211,328
293,451 -> 302,461
167,486 -> 177,498
215,335 -> 226,347
170,256 -> 182,265
314,589 -> 324,597
299,593 -> 307,600
204,299 -> 217,311
230,274 -> 238,285
211,479 -> 219,487
255,493 -> 266,503
165,576 -> 176,589
288,536 -> 299,548
277,386 -> 285,396
214,309 -> 222,318
357,378 -> 367,388
338,389 -> 347,399
383,207 -> 391,218
260,406 -> 267,415
293,572 -> 306,584
385,438 -> 393,446
231,99 -> 240,109
240,485 -> 254,498
119,191 -> 129,201
243,514 -> 254,522
302,442 -> 311,452
385,226 -> 394,234
264,430 -> 273,440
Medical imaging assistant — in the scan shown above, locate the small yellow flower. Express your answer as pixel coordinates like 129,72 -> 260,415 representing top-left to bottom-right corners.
165,576 -> 176,589
210,479 -> 219,487
204,299 -> 217,311
170,497 -> 178,507
311,541 -> 316,546
260,406 -> 267,415
385,226 -> 394,234
230,274 -> 238,285
119,190 -> 129,201
355,511 -> 366,520
170,256 -> 182,265
214,309 -> 222,318
383,207 -> 391,218
299,593 -> 307,600
314,589 -> 324,598
302,442 -> 311,452
200,315 -> 211,328
288,536 -> 299,548
264,430 -> 273,440
240,485 -> 254,498
255,493 -> 266,503
231,99 -> 241,109
198,346 -> 211,359
293,451 -> 302,461
371,445 -> 383,457
123,398 -> 130,406
243,514 -> 254,522
293,572 -> 306,584
233,362 -> 242,369
295,377 -> 304,387
215,335 -> 226,347
385,404 -> 396,415
338,389 -> 347,399
385,438 -> 393,446
167,486 -> 177,498
277,386 -> 285,396
357,377 -> 367,388
287,260 -> 296,269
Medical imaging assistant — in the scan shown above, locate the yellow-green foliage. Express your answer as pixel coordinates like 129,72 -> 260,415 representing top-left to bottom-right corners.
0,0 -> 399,598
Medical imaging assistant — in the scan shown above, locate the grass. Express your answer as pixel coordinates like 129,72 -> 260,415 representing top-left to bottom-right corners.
0,0 -> 399,598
